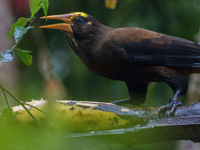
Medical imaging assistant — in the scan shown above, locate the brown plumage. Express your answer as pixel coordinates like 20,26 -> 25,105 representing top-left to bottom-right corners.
40,12 -> 200,116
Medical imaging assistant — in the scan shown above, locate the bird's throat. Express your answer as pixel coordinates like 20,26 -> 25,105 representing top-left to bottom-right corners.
66,25 -> 112,66
66,33 -> 91,66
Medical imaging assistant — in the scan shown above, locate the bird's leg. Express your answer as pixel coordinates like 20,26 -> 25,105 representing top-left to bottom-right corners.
127,82 -> 148,105
112,82 -> 148,106
159,75 -> 187,117
159,89 -> 183,117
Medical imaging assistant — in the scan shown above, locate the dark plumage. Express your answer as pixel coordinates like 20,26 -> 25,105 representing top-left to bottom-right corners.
40,12 -> 200,116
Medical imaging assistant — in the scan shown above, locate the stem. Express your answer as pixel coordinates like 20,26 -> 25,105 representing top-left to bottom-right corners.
11,36 -> 24,51
0,83 -> 38,123
23,103 -> 47,115
1,89 -> 12,117
2,89 -> 10,109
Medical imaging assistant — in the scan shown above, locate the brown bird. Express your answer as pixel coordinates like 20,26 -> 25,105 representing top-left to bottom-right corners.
40,12 -> 200,116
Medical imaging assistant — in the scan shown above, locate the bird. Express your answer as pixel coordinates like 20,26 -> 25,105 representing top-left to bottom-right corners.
40,12 -> 200,116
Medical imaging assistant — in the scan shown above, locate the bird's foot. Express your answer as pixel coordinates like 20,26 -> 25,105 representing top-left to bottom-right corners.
159,100 -> 182,117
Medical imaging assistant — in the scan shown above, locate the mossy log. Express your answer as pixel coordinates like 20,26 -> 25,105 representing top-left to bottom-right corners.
12,100 -> 200,144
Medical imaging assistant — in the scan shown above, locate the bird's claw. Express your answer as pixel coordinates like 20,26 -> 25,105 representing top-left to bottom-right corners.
159,100 -> 182,117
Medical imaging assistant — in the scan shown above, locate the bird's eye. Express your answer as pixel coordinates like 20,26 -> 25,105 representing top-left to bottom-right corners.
76,17 -> 87,25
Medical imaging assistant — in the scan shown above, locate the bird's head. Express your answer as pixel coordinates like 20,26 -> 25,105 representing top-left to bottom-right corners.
40,12 -> 103,39
40,12 -> 111,65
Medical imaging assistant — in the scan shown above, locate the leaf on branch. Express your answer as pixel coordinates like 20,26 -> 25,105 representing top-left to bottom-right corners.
14,26 -> 28,43
13,26 -> 33,43
8,0 -> 49,39
16,49 -> 32,66
7,17 -> 30,39
0,50 -> 14,63
29,0 -> 48,17
29,0 -> 42,17
42,0 -> 49,16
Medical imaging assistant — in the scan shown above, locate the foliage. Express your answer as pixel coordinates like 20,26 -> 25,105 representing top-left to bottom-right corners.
0,0 -> 49,123
30,0 -> 49,17
16,49 -> 32,66
7,17 -> 31,39
1,0 -> 49,66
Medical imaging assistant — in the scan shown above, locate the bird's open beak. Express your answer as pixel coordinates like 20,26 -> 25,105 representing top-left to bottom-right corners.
40,14 -> 74,33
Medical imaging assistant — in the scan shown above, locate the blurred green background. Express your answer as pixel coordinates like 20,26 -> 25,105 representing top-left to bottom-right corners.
1,0 -> 200,149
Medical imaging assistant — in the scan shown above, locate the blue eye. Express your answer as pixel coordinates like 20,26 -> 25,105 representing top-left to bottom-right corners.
76,17 -> 87,25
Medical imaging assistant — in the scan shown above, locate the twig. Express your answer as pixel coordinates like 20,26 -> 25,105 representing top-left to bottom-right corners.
1,89 -> 12,116
0,83 -> 38,123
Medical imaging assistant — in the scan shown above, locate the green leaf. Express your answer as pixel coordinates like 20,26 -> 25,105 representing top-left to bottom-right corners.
7,17 -> 30,39
42,0 -> 49,16
0,50 -> 14,63
14,26 -> 28,43
16,49 -> 32,66
29,0 -> 42,17
29,0 -> 49,17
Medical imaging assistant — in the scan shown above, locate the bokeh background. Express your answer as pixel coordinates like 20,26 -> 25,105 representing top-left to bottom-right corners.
1,0 -> 200,150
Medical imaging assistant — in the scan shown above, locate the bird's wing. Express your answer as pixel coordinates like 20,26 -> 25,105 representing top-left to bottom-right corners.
112,27 -> 200,68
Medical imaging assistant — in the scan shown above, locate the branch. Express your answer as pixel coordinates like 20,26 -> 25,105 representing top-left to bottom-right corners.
12,100 -> 200,144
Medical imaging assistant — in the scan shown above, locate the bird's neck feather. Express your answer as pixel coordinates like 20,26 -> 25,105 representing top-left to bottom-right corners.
66,25 -> 112,66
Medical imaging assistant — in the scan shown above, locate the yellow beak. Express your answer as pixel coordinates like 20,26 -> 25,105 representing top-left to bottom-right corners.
40,14 -> 75,33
